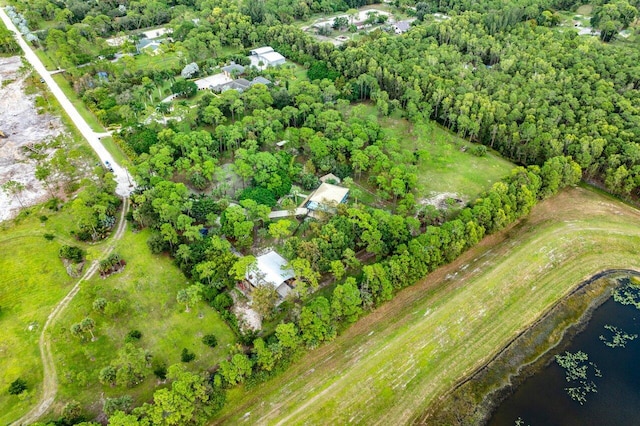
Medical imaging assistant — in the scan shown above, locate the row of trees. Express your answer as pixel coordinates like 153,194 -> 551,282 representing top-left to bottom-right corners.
101,155 -> 581,423
215,156 -> 581,398
259,16 -> 640,197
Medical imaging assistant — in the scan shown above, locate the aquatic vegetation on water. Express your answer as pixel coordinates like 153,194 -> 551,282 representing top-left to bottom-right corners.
612,285 -> 640,309
555,351 -> 600,405
599,324 -> 638,348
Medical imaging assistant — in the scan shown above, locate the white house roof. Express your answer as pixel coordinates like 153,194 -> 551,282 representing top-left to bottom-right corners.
394,21 -> 411,32
246,251 -> 294,291
260,51 -> 285,64
194,73 -> 232,90
250,46 -> 274,55
306,182 -> 349,210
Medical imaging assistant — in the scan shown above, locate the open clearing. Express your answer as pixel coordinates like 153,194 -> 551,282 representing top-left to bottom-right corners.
47,228 -> 236,420
358,104 -> 514,202
0,204 -> 100,424
214,186 -> 640,425
0,55 -> 64,221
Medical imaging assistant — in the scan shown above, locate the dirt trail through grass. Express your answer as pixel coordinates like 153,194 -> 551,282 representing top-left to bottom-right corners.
11,200 -> 129,426
215,187 -> 640,425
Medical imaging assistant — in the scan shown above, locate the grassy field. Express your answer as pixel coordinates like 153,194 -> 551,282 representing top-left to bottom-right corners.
394,120 -> 514,200
213,186 -> 640,425
358,104 -> 514,201
0,204 -> 102,424
47,228 -> 236,419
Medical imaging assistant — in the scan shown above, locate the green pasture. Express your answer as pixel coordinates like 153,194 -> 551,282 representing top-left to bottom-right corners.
0,204 -> 99,424
358,104 -> 514,201
214,186 -> 640,424
47,228 -> 236,419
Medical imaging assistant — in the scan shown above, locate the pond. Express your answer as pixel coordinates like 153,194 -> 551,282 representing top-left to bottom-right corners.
488,277 -> 640,425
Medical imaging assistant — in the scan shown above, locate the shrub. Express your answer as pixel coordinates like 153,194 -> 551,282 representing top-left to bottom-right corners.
300,173 -> 321,190
45,197 -> 60,211
181,348 -> 196,363
212,293 -> 233,311
471,145 -> 487,157
39,215 -> 48,222
43,233 -> 55,241
62,400 -> 82,423
237,186 -> 277,207
59,245 -> 85,263
8,378 -> 27,395
147,232 -> 169,254
125,330 -> 142,343
103,395 -> 133,416
202,334 -> 218,347
93,297 -> 107,313
152,361 -> 167,380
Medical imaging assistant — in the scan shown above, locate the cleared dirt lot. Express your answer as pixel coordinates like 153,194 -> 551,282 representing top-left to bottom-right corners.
0,56 -> 63,221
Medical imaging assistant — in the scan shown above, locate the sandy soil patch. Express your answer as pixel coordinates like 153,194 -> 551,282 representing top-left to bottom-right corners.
234,303 -> 262,331
0,56 -> 64,221
419,192 -> 464,209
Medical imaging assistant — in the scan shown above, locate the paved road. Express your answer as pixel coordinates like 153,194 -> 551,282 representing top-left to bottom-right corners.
0,8 -> 134,197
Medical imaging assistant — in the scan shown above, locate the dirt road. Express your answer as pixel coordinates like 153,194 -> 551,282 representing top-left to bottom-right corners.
0,7 -> 134,197
11,200 -> 129,426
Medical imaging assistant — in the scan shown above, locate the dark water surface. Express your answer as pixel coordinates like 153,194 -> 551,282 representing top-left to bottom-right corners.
488,278 -> 640,426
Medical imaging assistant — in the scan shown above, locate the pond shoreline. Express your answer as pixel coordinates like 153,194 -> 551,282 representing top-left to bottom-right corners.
418,269 -> 640,425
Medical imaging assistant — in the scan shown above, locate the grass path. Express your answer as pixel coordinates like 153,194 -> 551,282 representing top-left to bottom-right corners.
11,200 -> 129,426
214,187 -> 640,425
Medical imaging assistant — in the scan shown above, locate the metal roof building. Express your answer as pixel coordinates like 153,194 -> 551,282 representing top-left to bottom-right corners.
305,182 -> 349,212
245,251 -> 295,299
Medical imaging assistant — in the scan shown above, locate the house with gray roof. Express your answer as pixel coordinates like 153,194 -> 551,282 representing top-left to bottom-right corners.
251,76 -> 272,86
221,62 -> 245,77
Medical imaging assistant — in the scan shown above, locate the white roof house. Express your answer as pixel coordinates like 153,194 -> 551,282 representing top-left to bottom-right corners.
194,73 -> 232,91
250,46 -> 275,56
246,251 -> 295,299
393,21 -> 412,34
305,182 -> 349,212
248,46 -> 286,70
260,51 -> 286,66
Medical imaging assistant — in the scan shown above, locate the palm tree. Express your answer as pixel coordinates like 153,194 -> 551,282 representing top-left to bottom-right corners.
71,323 -> 83,339
81,317 -> 96,341
177,289 -> 190,312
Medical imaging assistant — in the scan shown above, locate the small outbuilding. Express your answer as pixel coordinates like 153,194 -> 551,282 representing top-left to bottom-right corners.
245,251 -> 295,299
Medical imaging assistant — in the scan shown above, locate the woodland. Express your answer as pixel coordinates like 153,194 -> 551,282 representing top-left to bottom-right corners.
1,0 -> 640,423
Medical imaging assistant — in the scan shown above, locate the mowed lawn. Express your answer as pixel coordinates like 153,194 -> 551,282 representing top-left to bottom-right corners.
382,117 -> 514,201
49,228 -> 236,419
214,186 -> 640,425
0,206 -> 97,424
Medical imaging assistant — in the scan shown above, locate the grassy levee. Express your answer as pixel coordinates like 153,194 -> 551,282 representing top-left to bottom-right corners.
47,228 -> 236,419
214,186 -> 640,425
0,206 -> 103,424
